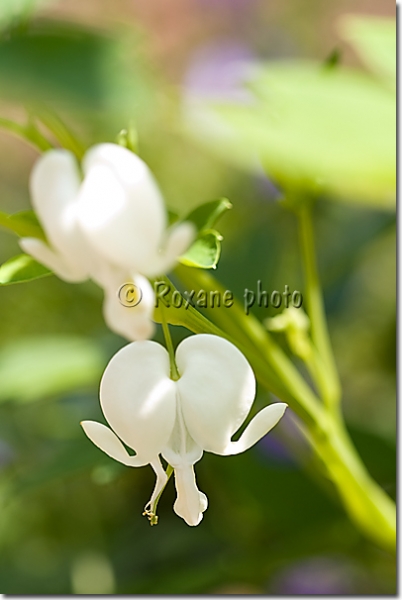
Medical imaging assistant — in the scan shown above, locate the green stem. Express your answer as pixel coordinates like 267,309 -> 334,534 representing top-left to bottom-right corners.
160,304 -> 180,381
174,267 -> 323,426
0,117 -> 53,152
152,464 -> 174,521
297,205 -> 341,411
31,107 -> 86,160
310,417 -> 396,552
172,267 -> 396,552
152,275 -> 296,408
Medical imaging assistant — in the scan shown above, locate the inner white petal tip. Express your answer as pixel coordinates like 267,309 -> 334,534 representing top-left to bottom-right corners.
173,465 -> 207,527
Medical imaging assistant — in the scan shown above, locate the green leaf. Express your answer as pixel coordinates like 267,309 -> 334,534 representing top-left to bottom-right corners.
0,0 -> 56,30
184,198 -> 232,232
0,115 -> 53,152
175,199 -> 231,270
179,229 -> 222,269
0,335 -> 105,402
185,61 -> 395,208
339,16 -> 396,85
0,22 -> 157,128
0,209 -> 46,239
0,254 -> 52,285
0,23 -> 117,108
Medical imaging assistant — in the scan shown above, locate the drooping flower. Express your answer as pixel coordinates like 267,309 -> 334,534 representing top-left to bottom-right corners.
20,144 -> 195,340
81,334 -> 287,526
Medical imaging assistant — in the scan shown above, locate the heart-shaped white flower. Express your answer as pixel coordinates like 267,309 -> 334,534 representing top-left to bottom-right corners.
81,334 -> 287,526
20,144 -> 195,340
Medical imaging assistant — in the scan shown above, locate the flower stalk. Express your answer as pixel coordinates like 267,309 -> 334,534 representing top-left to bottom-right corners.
160,304 -> 180,381
297,203 -> 342,412
172,261 -> 396,552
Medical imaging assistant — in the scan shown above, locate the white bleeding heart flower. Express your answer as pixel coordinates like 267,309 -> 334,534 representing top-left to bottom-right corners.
81,334 -> 287,526
20,144 -> 195,341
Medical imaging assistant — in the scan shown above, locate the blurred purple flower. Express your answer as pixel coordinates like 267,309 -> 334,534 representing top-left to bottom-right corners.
270,557 -> 364,595
183,41 -> 283,200
0,439 -> 15,468
193,0 -> 256,19
256,173 -> 283,201
257,433 -> 294,466
256,408 -> 307,465
183,40 -> 255,102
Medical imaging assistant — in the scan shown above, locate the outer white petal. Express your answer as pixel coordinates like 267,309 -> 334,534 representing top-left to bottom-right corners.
100,341 -> 176,464
175,334 -> 256,454
30,150 -> 90,278
77,144 -> 166,273
173,465 -> 208,526
81,420 -> 147,466
102,274 -> 155,341
221,403 -> 287,455
144,221 -> 196,277
19,237 -> 87,282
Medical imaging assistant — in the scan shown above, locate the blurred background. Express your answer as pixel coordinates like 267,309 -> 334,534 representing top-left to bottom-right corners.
0,0 -> 395,594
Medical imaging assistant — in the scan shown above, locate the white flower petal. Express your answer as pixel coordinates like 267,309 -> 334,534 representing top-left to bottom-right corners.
81,420 -> 147,466
173,465 -> 207,526
100,341 -> 177,463
29,149 -> 89,276
176,334 -> 256,454
220,403 -> 287,455
161,404 -> 203,468
77,144 -> 166,272
102,274 -> 155,341
19,237 -> 87,282
144,221 -> 196,277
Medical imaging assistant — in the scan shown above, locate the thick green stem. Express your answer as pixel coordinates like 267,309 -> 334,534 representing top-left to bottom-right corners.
172,266 -> 396,552
160,304 -> 180,381
174,267 -> 323,426
0,117 -> 53,152
297,205 -> 341,411
310,417 -> 396,552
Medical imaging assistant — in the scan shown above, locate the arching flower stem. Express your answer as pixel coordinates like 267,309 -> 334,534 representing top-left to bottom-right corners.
143,464 -> 174,526
160,304 -> 181,381
142,306 -> 178,525
297,203 -> 341,412
172,256 -> 396,551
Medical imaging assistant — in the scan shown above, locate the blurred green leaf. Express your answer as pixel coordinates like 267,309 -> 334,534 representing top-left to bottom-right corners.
0,335 -> 105,402
0,210 -> 46,240
0,22 -> 157,130
0,0 -> 55,30
179,229 -> 222,269
0,254 -> 51,285
0,24 -> 113,107
185,61 -> 395,208
339,16 -> 396,85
